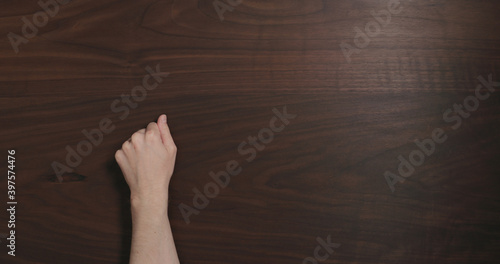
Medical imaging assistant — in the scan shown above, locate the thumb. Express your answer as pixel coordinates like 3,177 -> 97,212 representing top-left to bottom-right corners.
157,114 -> 176,149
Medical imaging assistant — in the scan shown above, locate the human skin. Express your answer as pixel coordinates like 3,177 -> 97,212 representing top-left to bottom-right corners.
115,114 -> 180,264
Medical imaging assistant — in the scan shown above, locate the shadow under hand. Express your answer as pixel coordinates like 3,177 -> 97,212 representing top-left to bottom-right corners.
106,158 -> 132,264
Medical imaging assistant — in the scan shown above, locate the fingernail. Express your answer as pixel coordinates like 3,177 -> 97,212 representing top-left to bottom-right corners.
162,114 -> 167,123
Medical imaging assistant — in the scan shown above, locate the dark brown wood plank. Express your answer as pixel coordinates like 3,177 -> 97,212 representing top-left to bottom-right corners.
0,0 -> 499,263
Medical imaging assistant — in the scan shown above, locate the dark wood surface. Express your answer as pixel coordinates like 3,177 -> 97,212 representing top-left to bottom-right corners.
1,0 -> 499,263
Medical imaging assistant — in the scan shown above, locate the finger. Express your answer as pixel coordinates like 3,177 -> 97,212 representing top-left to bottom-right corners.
115,149 -> 131,172
145,121 -> 161,142
157,114 -> 176,149
115,149 -> 126,165
127,127 -> 144,140
121,139 -> 137,161
115,149 -> 135,185
131,129 -> 145,143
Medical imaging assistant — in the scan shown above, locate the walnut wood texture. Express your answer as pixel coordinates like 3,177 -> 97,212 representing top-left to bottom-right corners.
0,0 -> 499,263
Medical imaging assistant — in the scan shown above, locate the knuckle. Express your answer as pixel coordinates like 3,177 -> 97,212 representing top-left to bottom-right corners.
115,150 -> 123,161
168,143 -> 177,152
131,135 -> 144,147
131,132 -> 142,141
131,141 -> 141,148
121,141 -> 130,150
131,131 -> 142,140
146,129 -> 156,138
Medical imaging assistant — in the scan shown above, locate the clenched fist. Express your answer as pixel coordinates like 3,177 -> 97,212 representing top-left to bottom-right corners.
115,114 -> 177,207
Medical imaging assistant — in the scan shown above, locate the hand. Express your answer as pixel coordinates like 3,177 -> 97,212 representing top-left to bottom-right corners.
115,114 -> 180,264
115,114 -> 177,207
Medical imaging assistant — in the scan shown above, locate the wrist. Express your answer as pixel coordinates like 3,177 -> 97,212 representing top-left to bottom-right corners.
130,193 -> 169,215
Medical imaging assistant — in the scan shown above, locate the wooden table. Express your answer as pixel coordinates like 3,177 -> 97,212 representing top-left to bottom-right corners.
0,0 -> 499,263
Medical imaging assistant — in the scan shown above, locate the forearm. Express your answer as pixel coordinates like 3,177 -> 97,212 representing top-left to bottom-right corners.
115,115 -> 179,264
129,198 -> 180,264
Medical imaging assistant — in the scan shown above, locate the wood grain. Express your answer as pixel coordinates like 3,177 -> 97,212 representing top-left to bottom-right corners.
0,0 -> 499,263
